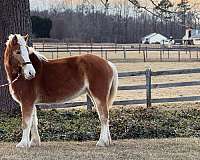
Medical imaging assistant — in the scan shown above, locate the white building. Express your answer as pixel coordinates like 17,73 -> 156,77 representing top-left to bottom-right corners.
141,33 -> 170,44
182,28 -> 200,45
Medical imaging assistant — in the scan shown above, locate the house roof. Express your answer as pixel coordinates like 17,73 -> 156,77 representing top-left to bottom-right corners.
143,33 -> 167,40
144,33 -> 157,39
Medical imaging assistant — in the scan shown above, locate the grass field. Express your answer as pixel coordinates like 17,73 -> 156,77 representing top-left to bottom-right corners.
1,138 -> 200,160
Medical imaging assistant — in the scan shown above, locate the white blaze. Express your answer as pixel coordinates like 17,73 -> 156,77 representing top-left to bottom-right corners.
16,34 -> 36,79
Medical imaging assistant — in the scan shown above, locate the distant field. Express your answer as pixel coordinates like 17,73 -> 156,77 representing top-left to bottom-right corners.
1,138 -> 200,160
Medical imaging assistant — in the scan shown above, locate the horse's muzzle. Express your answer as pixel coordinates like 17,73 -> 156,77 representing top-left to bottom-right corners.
24,71 -> 35,80
22,64 -> 36,80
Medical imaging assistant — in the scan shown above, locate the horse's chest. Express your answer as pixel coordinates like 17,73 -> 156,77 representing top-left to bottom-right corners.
9,86 -> 21,103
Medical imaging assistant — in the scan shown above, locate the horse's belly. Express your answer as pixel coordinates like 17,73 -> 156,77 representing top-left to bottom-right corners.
36,86 -> 86,104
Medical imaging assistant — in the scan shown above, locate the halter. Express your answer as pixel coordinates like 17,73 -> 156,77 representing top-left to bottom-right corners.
22,61 -> 32,66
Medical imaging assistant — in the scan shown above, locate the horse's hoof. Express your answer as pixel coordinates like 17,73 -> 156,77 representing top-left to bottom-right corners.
96,140 -> 111,147
16,141 -> 30,148
30,139 -> 41,147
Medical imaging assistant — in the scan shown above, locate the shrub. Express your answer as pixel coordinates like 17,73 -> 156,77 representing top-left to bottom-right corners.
1,107 -> 200,142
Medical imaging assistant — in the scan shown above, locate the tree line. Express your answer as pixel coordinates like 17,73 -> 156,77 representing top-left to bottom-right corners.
30,1 -> 200,43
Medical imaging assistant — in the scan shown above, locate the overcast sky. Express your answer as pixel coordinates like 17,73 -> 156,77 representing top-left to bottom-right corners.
30,0 -> 200,11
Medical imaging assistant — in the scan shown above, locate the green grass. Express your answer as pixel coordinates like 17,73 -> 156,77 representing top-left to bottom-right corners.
1,106 -> 200,142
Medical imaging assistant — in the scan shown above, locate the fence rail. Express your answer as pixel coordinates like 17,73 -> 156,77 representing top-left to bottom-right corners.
38,67 -> 200,109
34,47 -> 200,52
33,42 -> 200,62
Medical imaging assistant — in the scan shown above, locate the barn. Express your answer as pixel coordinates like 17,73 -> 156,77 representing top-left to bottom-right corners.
142,33 -> 168,44
182,28 -> 200,45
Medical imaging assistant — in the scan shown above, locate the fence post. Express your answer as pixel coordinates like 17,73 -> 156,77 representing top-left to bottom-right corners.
105,50 -> 108,60
79,46 -> 81,55
178,51 -> 180,62
145,47 -> 148,60
86,95 -> 93,111
146,68 -> 152,107
139,44 -> 141,54
90,42 -> 93,53
101,45 -> 103,58
42,41 -> 44,52
56,45 -> 58,59
160,50 -> 162,62
143,50 -> 146,62
123,47 -> 126,59
115,43 -> 117,54
168,49 -> 170,59
67,43 -> 69,52
51,52 -> 53,59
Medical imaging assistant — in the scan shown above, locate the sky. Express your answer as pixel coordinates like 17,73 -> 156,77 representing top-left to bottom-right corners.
30,0 -> 200,11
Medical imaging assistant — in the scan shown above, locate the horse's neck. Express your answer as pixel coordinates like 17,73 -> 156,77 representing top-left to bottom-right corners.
29,53 -> 43,73
4,47 -> 11,65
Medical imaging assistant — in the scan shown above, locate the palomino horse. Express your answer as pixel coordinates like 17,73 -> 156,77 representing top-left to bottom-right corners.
4,34 -> 118,147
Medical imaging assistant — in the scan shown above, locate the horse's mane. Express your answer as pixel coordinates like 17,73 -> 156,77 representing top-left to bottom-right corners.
6,34 -> 16,46
28,47 -> 48,62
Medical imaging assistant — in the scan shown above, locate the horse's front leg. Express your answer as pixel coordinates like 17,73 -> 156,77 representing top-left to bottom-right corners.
30,105 -> 41,147
16,103 -> 33,148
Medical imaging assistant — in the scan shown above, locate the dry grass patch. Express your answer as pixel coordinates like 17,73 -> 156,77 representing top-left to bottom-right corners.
1,138 -> 200,160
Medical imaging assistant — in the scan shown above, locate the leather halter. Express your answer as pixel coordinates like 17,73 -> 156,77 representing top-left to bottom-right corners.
22,61 -> 32,66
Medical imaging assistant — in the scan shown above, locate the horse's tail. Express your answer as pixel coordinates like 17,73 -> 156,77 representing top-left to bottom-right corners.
108,61 -> 118,107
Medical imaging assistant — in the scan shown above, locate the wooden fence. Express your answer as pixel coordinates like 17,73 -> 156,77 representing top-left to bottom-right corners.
38,67 -> 200,110
33,43 -> 200,62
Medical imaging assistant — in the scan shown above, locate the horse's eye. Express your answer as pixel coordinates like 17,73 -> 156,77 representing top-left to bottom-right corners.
16,51 -> 20,54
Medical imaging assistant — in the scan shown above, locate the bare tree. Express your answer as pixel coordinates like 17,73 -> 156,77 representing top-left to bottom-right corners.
0,0 -> 32,112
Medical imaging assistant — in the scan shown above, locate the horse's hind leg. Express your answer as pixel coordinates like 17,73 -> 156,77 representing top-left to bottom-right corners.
16,103 -> 34,148
30,105 -> 41,147
90,95 -> 111,147
97,101 -> 111,147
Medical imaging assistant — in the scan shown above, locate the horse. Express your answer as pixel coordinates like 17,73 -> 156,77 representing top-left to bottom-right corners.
3,34 -> 118,148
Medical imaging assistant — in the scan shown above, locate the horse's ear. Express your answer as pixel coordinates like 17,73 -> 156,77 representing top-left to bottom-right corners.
24,34 -> 29,42
12,35 -> 18,46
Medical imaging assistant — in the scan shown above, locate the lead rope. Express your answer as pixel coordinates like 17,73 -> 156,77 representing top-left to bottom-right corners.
0,73 -> 21,88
